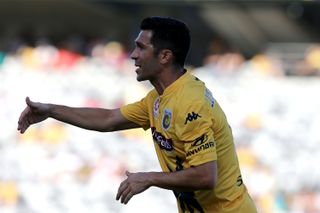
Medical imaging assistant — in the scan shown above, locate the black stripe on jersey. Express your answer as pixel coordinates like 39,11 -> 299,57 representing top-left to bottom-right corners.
168,157 -> 205,213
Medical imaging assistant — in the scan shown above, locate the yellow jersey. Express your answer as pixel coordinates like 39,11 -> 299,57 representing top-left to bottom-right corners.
120,71 -> 257,213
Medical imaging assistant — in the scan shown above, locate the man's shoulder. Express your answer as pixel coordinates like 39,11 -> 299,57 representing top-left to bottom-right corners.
144,89 -> 158,104
179,77 -> 206,103
145,89 -> 157,97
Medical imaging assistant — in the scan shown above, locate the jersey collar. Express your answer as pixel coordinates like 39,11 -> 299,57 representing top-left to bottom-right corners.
161,69 -> 190,97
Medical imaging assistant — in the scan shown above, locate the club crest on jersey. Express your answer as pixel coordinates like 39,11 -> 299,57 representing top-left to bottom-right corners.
153,97 -> 160,118
162,108 -> 172,130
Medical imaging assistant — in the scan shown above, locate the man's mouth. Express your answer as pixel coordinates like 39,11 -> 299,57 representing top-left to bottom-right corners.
135,64 -> 141,72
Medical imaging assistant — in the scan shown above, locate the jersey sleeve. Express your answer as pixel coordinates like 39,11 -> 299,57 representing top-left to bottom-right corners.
175,100 -> 217,166
120,93 -> 151,130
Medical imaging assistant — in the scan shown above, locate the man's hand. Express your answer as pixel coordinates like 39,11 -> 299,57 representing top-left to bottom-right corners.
116,171 -> 151,204
17,97 -> 51,134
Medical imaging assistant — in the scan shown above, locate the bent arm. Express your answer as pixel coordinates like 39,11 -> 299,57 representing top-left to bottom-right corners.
148,161 -> 217,191
116,161 -> 217,204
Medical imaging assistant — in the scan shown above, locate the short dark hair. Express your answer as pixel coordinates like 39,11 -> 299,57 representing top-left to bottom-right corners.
140,16 -> 190,67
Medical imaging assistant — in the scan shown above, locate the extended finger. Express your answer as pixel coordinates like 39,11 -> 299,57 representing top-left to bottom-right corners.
18,108 -> 29,126
18,121 -> 26,133
116,180 -> 128,200
120,186 -> 132,204
122,190 -> 134,204
18,111 -> 29,133
19,122 -> 29,134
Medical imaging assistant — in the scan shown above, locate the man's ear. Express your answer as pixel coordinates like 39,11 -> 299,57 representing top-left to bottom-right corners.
158,49 -> 173,64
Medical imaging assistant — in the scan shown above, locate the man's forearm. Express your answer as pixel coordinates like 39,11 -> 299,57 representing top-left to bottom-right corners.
116,161 -> 217,204
49,104 -> 114,132
147,161 -> 217,192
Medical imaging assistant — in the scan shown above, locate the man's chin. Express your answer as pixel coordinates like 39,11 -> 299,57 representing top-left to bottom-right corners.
136,75 -> 147,82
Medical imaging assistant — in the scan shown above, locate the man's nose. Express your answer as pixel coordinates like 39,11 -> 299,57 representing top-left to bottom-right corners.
130,49 -> 138,59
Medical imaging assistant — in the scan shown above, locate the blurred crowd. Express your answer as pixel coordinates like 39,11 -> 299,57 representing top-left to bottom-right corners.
0,37 -> 320,213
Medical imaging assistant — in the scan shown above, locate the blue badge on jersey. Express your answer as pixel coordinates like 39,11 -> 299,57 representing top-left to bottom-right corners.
162,108 -> 172,130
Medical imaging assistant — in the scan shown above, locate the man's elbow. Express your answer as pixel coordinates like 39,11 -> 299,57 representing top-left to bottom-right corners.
202,173 -> 217,189
196,161 -> 218,190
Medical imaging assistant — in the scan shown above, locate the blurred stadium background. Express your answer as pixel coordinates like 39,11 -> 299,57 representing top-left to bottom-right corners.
1,1 -> 320,213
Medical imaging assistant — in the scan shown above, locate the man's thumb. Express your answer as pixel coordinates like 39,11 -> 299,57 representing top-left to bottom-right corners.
26,97 -> 35,108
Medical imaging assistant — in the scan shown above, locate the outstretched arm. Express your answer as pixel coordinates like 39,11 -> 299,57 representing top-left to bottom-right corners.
17,97 -> 140,134
116,161 -> 217,204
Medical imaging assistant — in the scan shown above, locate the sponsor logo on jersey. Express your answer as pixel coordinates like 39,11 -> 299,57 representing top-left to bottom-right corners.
186,141 -> 215,157
205,88 -> 215,108
151,127 -> 173,151
162,108 -> 172,130
192,134 -> 208,146
153,97 -> 160,118
184,112 -> 201,124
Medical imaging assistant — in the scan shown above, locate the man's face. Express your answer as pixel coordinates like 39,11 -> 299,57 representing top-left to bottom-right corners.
130,30 -> 161,82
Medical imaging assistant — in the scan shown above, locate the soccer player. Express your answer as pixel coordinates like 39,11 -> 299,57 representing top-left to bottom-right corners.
18,17 -> 257,212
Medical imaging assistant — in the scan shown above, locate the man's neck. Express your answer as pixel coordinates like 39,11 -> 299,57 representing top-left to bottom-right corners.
150,67 -> 186,95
